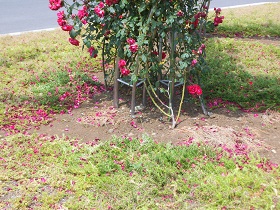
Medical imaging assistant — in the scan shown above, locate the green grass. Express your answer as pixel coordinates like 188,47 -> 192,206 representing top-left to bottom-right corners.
0,30 -> 101,105
203,37 -> 280,111
0,30 -> 103,126
0,134 -> 279,209
212,2 -> 280,37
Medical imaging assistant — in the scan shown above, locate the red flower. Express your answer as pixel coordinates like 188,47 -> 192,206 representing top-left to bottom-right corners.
214,16 -> 224,26
57,11 -> 64,19
105,0 -> 119,6
214,7 -> 222,14
214,8 -> 224,26
152,51 -> 167,59
191,59 -> 197,66
61,25 -> 73,31
187,84 -> 202,96
152,51 -> 158,56
69,38 -> 79,46
98,2 -> 105,9
78,6 -> 88,20
120,68 -> 130,76
196,86 -> 203,96
94,6 -> 105,18
57,11 -> 66,26
177,10 -> 184,17
57,18 -> 66,26
129,44 -> 138,53
127,38 -> 136,45
88,46 -> 97,58
200,44 -> 206,50
104,30 -> 111,37
49,0 -> 63,11
118,59 -> 126,68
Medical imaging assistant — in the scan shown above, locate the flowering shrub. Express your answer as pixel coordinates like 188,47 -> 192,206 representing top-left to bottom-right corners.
49,0 -> 214,127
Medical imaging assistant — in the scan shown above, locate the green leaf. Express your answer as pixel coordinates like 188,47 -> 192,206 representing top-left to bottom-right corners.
131,74 -> 138,83
83,38 -> 91,48
179,61 -> 188,70
108,6 -> 115,14
69,30 -> 77,38
120,0 -> 128,8
138,3 -> 146,13
141,54 -> 147,63
181,53 -> 190,59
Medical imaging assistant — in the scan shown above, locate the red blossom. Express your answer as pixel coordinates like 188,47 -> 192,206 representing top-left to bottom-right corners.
191,59 -> 197,66
129,44 -> 138,53
152,51 -> 167,59
104,30 -> 111,37
127,38 -> 136,45
187,84 -> 202,96
162,52 -> 167,59
98,2 -> 105,8
61,25 -> 73,31
214,7 -> 222,14
214,8 -> 224,26
78,6 -> 88,22
94,6 -> 105,18
69,38 -> 79,46
120,68 -> 130,76
118,59 -> 126,68
57,11 -> 67,26
57,11 -> 64,19
177,10 -> 184,17
214,16 -> 224,26
88,46 -> 97,58
105,0 -> 119,6
49,0 -> 63,11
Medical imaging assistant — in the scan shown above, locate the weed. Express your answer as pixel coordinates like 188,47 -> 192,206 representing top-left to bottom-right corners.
0,134 -> 279,209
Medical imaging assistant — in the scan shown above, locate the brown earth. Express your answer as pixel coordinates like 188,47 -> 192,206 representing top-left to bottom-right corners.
35,83 -> 280,164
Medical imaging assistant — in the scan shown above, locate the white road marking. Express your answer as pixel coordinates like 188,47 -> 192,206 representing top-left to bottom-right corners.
0,27 -> 58,36
210,1 -> 278,9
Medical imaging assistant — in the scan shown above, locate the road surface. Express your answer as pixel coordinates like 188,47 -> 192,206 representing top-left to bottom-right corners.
0,0 -> 279,34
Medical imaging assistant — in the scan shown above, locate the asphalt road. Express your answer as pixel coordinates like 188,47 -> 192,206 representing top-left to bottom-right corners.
0,0 -> 279,34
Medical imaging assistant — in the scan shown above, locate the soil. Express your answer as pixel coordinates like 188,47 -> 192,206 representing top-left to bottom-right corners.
36,81 -> 280,165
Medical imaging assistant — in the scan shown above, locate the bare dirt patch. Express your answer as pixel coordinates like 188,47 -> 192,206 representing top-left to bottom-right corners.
36,86 -> 280,164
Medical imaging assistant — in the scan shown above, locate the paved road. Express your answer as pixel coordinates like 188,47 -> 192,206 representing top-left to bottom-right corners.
210,0 -> 279,8
0,0 -> 57,34
0,0 -> 279,34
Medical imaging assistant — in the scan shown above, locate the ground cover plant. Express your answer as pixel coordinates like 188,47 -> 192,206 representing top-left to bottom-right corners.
0,133 -> 279,209
0,2 -> 280,209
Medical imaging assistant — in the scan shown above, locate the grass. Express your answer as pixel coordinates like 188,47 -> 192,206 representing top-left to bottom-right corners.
203,37 -> 280,111
0,30 -> 104,131
211,2 -> 280,37
0,30 -> 101,104
0,3 -> 280,209
0,134 -> 279,209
